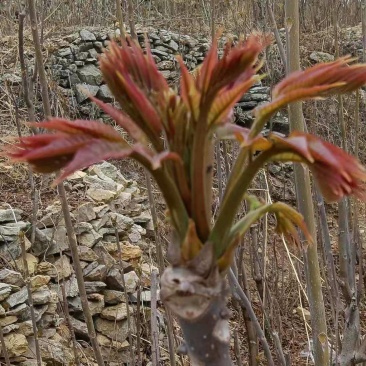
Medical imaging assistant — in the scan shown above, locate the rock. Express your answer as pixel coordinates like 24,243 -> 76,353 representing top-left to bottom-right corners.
7,303 -> 29,321
30,275 -> 51,290
95,317 -> 130,342
0,208 -> 22,222
33,304 -> 48,322
66,170 -> 87,181
80,29 -> 96,41
74,83 -> 99,103
151,49 -> 169,58
86,188 -> 116,202
15,253 -> 38,276
64,275 -> 79,297
74,222 -> 94,235
166,39 -> 179,52
0,221 -> 29,241
120,242 -> 142,261
0,304 -> 4,316
34,226 -> 68,255
0,283 -> 13,301
88,293 -> 105,316
83,261 -> 107,281
0,268 -> 24,286
0,315 -> 17,327
106,268 -> 138,292
18,320 -> 33,336
32,338 -> 74,365
74,202 -> 96,222
77,229 -> 103,247
94,204 -> 110,218
2,323 -> 19,334
97,333 -> 129,350
4,286 -> 28,308
68,296 -> 82,313
295,306 -> 311,321
69,316 -> 89,339
97,84 -> 114,101
84,281 -> 107,293
32,286 -> 51,305
54,255 -> 74,279
77,245 -> 98,262
77,64 -> 103,85
84,173 -> 120,191
101,303 -> 133,321
103,289 -> 126,305
36,262 -> 57,278
93,244 -> 116,270
1,333 -> 28,357
309,51 -> 334,63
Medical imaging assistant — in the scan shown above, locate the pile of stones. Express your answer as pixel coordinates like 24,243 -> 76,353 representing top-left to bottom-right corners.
0,161 -> 159,365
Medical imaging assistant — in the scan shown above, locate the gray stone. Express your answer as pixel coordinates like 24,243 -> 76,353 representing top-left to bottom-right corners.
74,222 -> 94,235
0,283 -> 12,301
68,296 -> 82,312
95,317 -> 130,342
89,48 -> 99,59
77,228 -> 103,247
103,289 -> 125,305
84,281 -> 107,294
32,287 -> 51,305
75,60 -> 84,66
74,83 -> 99,103
0,209 -> 22,222
76,51 -> 89,60
58,47 -> 72,57
309,51 -> 334,63
4,286 -> 28,308
0,221 -> 29,241
70,316 -> 89,339
7,303 -> 30,321
77,245 -> 98,262
97,84 -> 114,102
94,41 -> 104,51
77,64 -> 103,85
0,269 -> 24,286
80,29 -> 96,41
34,226 -> 68,255
106,268 -> 138,293
151,49 -> 169,58
86,188 -> 116,203
101,303 -> 133,321
74,202 -> 96,222
84,174 -> 118,191
83,261 -> 107,281
64,275 -> 79,297
166,39 -> 179,52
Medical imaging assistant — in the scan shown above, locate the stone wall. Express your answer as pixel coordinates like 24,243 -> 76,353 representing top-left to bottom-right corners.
48,26 -> 288,132
0,162 -> 158,364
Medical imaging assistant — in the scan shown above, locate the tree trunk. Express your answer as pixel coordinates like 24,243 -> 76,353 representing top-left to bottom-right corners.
285,1 -> 330,365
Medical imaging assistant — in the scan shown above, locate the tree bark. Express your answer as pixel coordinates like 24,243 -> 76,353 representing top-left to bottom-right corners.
285,1 -> 330,365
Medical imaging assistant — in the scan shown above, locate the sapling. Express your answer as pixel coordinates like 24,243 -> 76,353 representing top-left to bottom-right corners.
5,35 -> 366,365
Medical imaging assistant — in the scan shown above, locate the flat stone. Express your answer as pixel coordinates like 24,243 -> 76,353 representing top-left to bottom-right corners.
86,188 -> 116,202
74,222 -> 94,235
68,296 -> 82,313
77,229 -> 103,247
106,268 -> 138,293
93,204 -> 110,218
0,283 -> 13,301
93,244 -> 116,270
84,281 -> 107,294
77,246 -> 98,262
101,303 -> 133,321
64,275 -> 79,297
88,294 -> 105,316
83,261 -> 107,281
0,221 -> 29,241
84,174 -> 119,191
32,286 -> 51,305
77,64 -> 103,85
103,289 -> 125,305
36,262 -> 57,278
29,275 -> 51,290
97,333 -> 129,351
80,29 -> 96,41
54,255 -> 74,279
69,316 -> 89,339
97,84 -> 114,102
15,253 -> 38,275
309,51 -> 334,63
95,317 -> 130,342
0,315 -> 18,327
74,83 -> 99,103
4,286 -> 27,308
0,269 -> 23,286
34,226 -> 68,255
18,320 -> 33,336
74,202 -> 96,222
7,303 -> 29,321
0,209 -> 22,222
2,333 -> 28,357
151,49 -> 169,58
